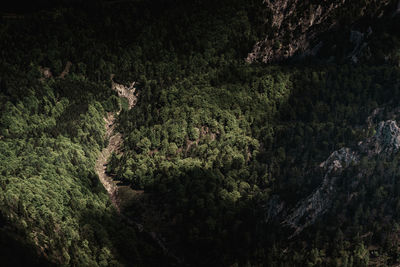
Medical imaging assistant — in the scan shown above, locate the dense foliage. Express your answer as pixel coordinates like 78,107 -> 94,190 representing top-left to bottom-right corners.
1,0 -> 400,266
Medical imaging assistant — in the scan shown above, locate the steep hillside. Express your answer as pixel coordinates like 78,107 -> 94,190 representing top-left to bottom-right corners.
1,0 -> 400,266
247,0 -> 400,63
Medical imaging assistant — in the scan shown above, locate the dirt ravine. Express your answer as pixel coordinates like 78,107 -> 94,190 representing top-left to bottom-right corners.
95,76 -> 137,211
94,80 -> 182,264
95,112 -> 123,212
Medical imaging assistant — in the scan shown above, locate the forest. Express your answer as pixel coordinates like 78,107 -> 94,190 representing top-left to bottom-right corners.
1,0 -> 400,266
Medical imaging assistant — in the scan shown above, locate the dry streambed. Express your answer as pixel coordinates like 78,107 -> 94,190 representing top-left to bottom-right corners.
95,112 -> 123,211
95,77 -> 138,211
94,79 -> 181,263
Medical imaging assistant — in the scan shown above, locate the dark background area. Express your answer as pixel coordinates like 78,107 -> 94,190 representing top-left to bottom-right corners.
1,0 -> 99,13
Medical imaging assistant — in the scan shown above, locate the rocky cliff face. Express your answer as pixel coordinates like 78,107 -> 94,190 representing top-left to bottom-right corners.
274,118 -> 400,237
282,147 -> 359,238
247,0 -> 396,63
361,120 -> 400,155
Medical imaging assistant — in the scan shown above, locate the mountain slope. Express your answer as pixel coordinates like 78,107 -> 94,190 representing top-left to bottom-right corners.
247,0 -> 399,63
1,0 -> 400,266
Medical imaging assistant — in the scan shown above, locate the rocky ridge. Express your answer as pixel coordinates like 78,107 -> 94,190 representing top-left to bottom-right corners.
275,118 -> 400,237
247,0 -> 396,63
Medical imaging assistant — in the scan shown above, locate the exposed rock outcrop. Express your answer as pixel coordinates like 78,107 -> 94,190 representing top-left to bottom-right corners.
247,0 -> 395,63
361,120 -> 400,156
110,74 -> 138,109
39,66 -> 52,81
281,120 -> 400,238
282,147 -> 359,237
319,147 -> 359,171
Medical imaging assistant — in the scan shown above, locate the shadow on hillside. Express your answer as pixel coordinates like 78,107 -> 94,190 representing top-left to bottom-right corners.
0,214 -> 54,267
83,166 -> 266,266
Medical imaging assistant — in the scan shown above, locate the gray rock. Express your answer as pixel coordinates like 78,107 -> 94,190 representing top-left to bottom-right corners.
282,147 -> 358,238
361,120 -> 400,155
247,0 -> 394,63
281,119 -> 400,238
